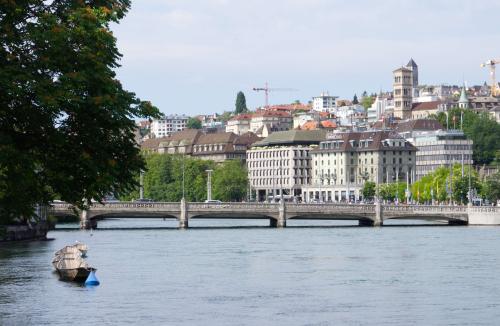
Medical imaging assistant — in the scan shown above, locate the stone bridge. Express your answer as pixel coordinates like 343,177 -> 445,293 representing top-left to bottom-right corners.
47,200 -> 492,229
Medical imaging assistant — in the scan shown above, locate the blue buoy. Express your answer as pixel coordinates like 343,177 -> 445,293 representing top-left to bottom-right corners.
85,270 -> 100,286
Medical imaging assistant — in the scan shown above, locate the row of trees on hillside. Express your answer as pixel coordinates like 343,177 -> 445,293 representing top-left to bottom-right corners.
362,165 -> 500,204
120,154 -> 248,202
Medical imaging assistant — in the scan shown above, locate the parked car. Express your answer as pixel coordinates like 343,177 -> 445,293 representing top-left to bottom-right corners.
134,198 -> 154,202
204,199 -> 222,203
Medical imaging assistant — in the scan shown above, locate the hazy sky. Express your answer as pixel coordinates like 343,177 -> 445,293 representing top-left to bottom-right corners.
112,0 -> 500,116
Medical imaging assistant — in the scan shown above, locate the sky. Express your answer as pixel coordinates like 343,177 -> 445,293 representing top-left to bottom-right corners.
111,0 -> 500,116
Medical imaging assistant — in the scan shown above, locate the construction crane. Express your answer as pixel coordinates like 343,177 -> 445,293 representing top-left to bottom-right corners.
480,58 -> 500,97
252,82 -> 297,108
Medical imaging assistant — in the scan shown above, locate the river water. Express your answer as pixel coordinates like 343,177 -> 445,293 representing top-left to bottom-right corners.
1,218 -> 500,325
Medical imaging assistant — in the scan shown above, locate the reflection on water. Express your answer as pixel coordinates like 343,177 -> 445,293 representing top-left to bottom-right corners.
1,218 -> 500,325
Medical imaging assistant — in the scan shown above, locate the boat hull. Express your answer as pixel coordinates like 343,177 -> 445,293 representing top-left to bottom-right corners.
57,267 -> 95,282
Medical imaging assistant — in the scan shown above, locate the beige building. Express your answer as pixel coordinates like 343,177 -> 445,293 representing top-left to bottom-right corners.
141,129 -> 260,163
225,113 -> 252,135
250,110 -> 292,135
302,130 -> 417,202
246,130 -> 326,201
393,67 -> 413,119
411,101 -> 446,119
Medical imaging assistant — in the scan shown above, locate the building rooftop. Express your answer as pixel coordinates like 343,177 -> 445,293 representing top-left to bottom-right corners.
252,110 -> 292,118
229,113 -> 253,121
407,58 -> 418,68
252,129 -> 327,147
316,130 -> 417,152
394,119 -> 443,133
411,101 -> 443,111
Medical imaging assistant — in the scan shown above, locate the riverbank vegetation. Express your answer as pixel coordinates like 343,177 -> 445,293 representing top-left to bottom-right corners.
119,154 -> 248,202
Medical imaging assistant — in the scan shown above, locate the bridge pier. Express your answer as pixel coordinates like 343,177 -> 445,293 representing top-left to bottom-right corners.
374,201 -> 383,226
179,198 -> 188,229
79,210 -> 97,230
270,200 -> 286,228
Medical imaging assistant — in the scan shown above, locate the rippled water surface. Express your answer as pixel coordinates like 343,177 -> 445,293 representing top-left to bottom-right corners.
1,219 -> 500,325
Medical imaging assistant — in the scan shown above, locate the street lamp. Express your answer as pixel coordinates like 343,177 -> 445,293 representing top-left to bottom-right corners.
182,153 -> 186,200
319,170 -> 323,203
139,170 -> 144,200
206,169 -> 213,202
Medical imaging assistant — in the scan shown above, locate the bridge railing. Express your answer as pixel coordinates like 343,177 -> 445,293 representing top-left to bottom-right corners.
468,206 -> 500,213
50,202 -> 181,211
287,203 -> 375,212
50,203 -> 74,210
189,202 -> 279,210
382,205 -> 468,214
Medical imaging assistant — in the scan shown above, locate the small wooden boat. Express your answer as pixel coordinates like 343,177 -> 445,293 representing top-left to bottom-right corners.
53,242 -> 96,282
53,254 -> 96,282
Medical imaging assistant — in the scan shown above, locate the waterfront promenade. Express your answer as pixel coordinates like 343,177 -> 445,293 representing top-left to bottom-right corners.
49,201 -> 500,229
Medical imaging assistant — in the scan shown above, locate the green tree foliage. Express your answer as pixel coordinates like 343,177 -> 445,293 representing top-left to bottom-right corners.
186,117 -> 202,129
411,165 -> 480,204
361,181 -> 376,200
212,160 -> 248,202
0,2 -> 159,223
120,154 -> 248,202
481,172 -> 500,203
361,96 -> 375,110
140,154 -> 214,202
235,91 -> 248,114
431,108 -> 500,165
378,182 -> 406,202
352,94 -> 359,104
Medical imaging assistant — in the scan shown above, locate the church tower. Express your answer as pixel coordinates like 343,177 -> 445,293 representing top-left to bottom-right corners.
406,58 -> 419,98
458,85 -> 469,109
406,58 -> 418,86
393,66 -> 413,119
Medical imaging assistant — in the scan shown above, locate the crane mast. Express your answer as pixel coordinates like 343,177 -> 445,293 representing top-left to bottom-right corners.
480,59 -> 500,97
252,82 -> 297,109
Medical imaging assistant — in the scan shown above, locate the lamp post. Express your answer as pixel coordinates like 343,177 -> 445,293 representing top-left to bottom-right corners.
139,170 -> 144,200
182,153 -> 186,200
206,169 -> 213,201
332,172 -> 337,202
319,170 -> 323,203
467,161 -> 472,206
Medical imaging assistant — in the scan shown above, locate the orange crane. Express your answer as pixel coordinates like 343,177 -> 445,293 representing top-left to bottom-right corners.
480,58 -> 500,97
252,82 -> 297,108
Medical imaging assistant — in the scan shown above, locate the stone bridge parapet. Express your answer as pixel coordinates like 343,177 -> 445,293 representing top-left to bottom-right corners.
49,201 -> 500,229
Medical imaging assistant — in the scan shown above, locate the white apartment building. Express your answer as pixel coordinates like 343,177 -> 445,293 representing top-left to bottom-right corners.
312,92 -> 338,112
246,130 -> 327,201
302,130 -> 417,202
407,130 -> 473,180
367,96 -> 394,123
293,111 -> 320,129
151,114 -> 188,138
335,104 -> 366,126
